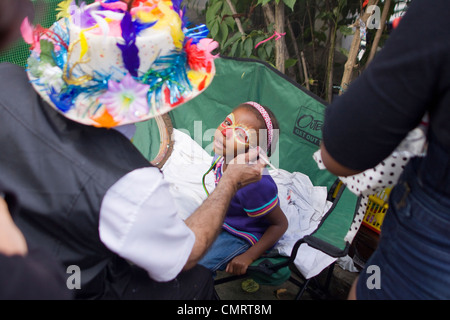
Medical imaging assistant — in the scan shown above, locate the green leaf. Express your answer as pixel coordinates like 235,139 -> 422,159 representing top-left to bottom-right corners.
238,40 -> 244,57
257,0 -> 272,5
285,58 -> 297,68
257,46 -> 268,61
317,11 -> 333,21
243,37 -> 253,57
230,39 -> 240,56
210,20 -> 220,39
339,25 -> 355,36
254,35 -> 265,48
248,29 -> 261,37
206,1 -> 223,25
265,41 -> 274,57
27,56 -> 42,78
283,0 -> 296,11
224,32 -> 243,50
333,7 -> 339,18
224,16 -> 236,29
219,22 -> 229,48
40,40 -> 56,66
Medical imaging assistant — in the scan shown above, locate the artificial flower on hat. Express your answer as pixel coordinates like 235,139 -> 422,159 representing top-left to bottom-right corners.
21,0 -> 217,127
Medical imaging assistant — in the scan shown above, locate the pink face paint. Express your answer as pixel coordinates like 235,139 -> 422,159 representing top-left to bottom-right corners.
220,113 -> 251,146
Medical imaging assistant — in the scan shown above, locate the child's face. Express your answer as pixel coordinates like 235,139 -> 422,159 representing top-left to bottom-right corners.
213,107 -> 260,158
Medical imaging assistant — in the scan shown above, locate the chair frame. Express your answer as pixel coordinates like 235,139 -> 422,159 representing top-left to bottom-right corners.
214,179 -> 361,300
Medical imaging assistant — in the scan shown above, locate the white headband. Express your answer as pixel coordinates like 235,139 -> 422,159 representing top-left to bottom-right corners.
245,101 -> 273,151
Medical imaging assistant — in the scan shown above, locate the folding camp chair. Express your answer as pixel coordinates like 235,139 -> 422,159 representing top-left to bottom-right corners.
133,56 -> 364,300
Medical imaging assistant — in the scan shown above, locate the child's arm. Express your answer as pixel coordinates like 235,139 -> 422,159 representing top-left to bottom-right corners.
225,205 -> 288,275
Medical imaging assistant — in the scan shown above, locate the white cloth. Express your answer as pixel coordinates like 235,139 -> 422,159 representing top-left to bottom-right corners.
269,169 -> 336,279
162,129 -> 338,279
99,167 -> 195,282
161,129 -> 215,220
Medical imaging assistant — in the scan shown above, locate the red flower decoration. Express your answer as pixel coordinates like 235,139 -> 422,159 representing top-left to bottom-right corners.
185,37 -> 218,71
184,38 -> 208,71
184,38 -> 206,71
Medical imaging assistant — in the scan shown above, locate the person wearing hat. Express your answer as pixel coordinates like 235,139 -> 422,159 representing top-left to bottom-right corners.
0,0 -> 266,299
0,0 -> 71,300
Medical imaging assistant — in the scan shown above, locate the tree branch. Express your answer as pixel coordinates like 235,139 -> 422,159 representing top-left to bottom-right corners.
339,0 -> 379,94
367,0 -> 391,65
225,0 -> 245,40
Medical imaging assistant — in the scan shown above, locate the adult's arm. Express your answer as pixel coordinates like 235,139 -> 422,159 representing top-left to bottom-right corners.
183,148 -> 266,270
100,148 -> 265,281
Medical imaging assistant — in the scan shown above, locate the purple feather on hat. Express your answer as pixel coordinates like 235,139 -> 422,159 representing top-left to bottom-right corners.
117,11 -> 140,77
69,1 -> 97,28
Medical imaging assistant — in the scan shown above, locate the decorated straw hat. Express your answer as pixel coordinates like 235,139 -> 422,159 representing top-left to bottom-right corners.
21,0 -> 217,127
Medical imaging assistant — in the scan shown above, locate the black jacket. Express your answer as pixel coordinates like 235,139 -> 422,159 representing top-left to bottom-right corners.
0,63 -> 151,298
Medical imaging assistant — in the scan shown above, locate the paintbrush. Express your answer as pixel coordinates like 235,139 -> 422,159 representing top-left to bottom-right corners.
257,148 -> 278,172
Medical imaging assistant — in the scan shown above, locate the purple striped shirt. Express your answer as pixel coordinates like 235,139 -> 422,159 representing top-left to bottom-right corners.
213,155 -> 279,245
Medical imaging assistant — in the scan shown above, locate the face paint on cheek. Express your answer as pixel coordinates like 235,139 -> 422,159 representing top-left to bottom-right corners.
219,112 -> 252,151
221,113 -> 235,130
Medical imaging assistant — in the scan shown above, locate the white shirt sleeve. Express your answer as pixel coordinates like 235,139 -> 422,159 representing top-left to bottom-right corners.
99,167 -> 195,282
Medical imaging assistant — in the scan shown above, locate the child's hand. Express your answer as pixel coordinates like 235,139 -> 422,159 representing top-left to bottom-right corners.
225,253 -> 254,275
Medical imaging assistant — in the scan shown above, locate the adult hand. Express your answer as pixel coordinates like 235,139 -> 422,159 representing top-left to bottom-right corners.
183,147 -> 265,270
0,198 -> 28,256
222,147 -> 266,190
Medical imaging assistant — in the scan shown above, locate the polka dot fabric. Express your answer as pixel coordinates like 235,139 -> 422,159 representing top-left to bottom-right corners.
313,150 -> 413,244
312,118 -> 428,246
339,155 -> 410,197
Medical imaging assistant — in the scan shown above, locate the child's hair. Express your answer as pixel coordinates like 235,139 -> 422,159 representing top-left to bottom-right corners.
238,103 -> 280,157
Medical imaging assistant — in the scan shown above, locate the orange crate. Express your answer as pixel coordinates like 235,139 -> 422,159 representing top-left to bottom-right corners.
362,188 -> 392,234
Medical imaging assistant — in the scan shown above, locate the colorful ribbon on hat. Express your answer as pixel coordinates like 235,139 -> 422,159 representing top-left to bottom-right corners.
245,101 -> 273,151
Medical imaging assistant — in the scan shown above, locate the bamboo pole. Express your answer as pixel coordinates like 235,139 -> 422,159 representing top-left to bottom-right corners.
263,3 -> 289,74
339,0 -> 379,94
287,17 -> 305,85
262,3 -> 275,25
301,51 -> 310,91
367,0 -> 391,65
325,22 -> 337,103
225,0 -> 245,40
274,1 -> 286,74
